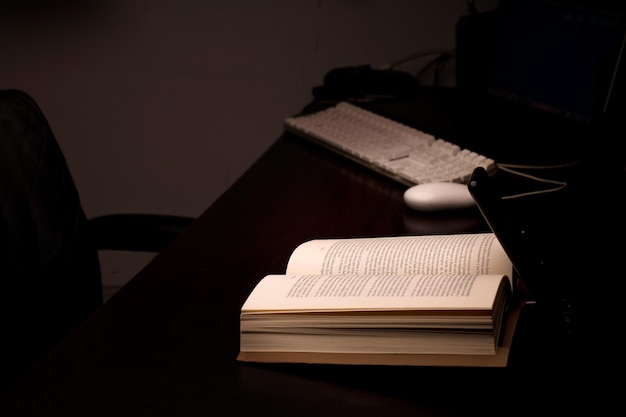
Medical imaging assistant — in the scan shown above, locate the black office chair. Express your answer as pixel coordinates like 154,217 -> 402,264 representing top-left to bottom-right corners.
0,89 -> 195,391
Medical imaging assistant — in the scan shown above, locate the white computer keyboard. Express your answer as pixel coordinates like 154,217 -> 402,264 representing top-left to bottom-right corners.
285,101 -> 496,186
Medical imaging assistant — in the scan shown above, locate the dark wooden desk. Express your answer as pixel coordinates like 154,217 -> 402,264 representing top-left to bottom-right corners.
0,104 -> 620,416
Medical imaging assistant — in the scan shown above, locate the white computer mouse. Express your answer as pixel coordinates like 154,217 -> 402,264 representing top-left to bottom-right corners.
403,182 -> 475,212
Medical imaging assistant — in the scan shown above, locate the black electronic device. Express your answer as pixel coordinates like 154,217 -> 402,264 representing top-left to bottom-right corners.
455,8 -> 501,98
312,65 -> 421,100
467,166 -> 578,332
468,160 -> 624,335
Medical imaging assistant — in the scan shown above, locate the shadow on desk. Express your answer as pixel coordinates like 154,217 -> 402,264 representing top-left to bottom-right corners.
235,318 -> 614,416
402,208 -> 486,235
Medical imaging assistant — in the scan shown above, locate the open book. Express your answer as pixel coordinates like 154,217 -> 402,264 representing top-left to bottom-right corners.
237,233 -> 522,367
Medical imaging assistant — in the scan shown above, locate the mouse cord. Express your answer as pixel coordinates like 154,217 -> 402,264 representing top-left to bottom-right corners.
495,160 -> 582,200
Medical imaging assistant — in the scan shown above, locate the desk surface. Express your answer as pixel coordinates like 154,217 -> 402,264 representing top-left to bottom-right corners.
0,95 -> 621,416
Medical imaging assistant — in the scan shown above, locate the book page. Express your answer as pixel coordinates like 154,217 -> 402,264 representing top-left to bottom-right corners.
285,233 -> 512,278
241,273 -> 508,312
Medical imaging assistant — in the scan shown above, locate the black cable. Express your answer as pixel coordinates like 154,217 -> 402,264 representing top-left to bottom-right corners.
415,52 -> 455,86
467,0 -> 478,15
377,48 -> 455,71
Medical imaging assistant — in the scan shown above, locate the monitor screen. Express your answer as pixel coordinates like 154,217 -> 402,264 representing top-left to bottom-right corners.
487,0 -> 626,124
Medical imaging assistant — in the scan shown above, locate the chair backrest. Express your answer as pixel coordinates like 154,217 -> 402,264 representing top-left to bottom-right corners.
0,89 -> 103,391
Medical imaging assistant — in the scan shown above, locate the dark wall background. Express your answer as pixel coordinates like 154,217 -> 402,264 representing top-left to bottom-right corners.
0,0 -> 500,217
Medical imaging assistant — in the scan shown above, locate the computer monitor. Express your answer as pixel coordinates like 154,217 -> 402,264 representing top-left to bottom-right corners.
456,0 -> 626,165
487,0 -> 626,125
